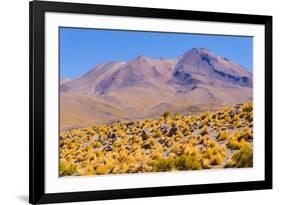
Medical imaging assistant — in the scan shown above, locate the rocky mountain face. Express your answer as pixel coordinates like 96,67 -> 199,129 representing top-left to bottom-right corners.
171,48 -> 252,87
60,48 -> 253,130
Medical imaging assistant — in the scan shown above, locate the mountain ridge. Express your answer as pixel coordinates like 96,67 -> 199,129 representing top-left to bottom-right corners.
60,48 -> 253,130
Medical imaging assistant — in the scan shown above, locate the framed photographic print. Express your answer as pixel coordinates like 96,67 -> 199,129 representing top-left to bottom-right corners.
29,0 -> 272,204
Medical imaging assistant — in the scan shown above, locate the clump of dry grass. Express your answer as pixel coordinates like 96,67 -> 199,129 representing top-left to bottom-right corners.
60,102 -> 253,176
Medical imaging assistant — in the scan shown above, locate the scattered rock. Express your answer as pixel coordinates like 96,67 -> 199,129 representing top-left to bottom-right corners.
160,124 -> 170,134
141,128 -> 150,140
190,126 -> 195,132
196,121 -> 203,129
126,121 -> 135,129
168,126 -> 179,137
142,143 -> 152,149
98,136 -> 105,144
164,141 -> 172,148
229,110 -> 236,117
235,109 -> 242,115
229,125 -> 235,129
235,104 -> 242,109
103,145 -> 113,151
108,133 -> 117,140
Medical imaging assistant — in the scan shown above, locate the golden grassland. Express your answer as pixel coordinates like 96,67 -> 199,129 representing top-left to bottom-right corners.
60,102 -> 253,176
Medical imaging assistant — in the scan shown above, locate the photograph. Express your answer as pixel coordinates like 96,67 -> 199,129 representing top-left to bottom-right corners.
28,1 -> 272,203
59,28 -> 254,177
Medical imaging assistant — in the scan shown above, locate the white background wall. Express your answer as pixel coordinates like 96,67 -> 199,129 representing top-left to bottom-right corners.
0,0 -> 279,204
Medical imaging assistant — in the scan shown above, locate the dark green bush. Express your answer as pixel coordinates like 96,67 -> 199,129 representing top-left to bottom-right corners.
162,111 -> 171,119
232,143 -> 253,168
175,155 -> 202,170
153,155 -> 203,172
153,157 -> 174,172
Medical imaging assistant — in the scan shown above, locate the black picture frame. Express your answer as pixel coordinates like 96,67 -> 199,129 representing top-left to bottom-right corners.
29,0 -> 272,204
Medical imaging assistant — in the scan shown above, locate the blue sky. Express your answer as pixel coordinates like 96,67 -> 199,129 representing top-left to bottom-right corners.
60,27 -> 253,79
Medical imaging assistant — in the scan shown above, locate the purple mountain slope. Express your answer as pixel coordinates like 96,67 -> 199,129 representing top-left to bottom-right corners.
60,48 -> 253,130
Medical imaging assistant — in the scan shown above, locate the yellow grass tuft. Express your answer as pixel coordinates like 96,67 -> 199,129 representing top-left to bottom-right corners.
59,102 -> 253,176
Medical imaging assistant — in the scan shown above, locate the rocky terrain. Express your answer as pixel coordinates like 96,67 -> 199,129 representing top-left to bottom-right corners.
60,102 -> 253,176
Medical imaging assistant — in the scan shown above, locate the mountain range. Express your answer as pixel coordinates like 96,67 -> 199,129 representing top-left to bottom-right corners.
60,48 -> 253,130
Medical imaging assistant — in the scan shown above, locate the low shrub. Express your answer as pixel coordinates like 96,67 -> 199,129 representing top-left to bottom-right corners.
162,111 -> 171,119
201,158 -> 211,169
153,157 -> 174,172
153,155 -> 203,172
217,131 -> 231,141
231,142 -> 253,168
210,153 -> 224,165
174,155 -> 202,170
200,126 -> 209,135
60,159 -> 76,176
